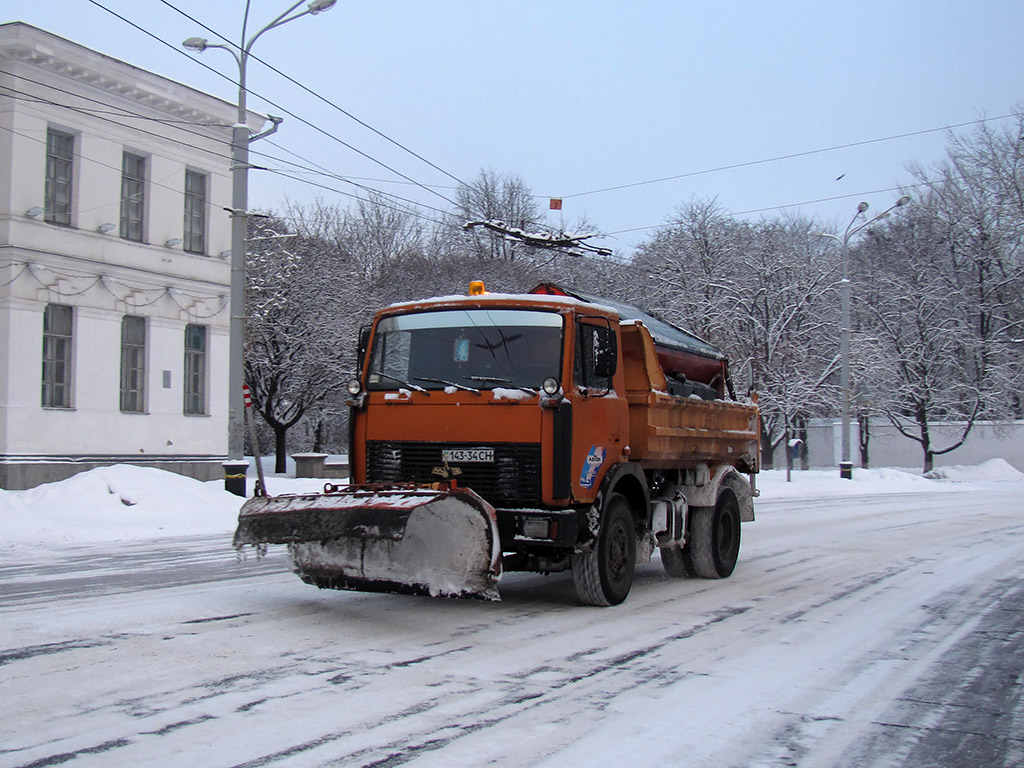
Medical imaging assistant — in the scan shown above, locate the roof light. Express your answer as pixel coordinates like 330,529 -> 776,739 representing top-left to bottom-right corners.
469,280 -> 487,296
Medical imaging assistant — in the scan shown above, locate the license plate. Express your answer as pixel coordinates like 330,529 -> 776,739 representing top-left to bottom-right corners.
442,448 -> 494,463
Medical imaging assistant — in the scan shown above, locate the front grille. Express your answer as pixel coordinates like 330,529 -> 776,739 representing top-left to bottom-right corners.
366,441 -> 541,507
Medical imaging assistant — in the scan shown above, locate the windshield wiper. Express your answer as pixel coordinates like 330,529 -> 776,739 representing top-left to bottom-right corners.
467,376 -> 538,395
415,377 -> 481,395
368,370 -> 430,395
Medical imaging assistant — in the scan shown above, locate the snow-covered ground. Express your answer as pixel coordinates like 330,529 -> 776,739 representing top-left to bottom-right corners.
2,458 -> 1021,547
2,460 -> 1023,767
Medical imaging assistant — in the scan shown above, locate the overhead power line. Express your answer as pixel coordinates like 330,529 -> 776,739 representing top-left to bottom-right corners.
556,113 -> 1018,201
155,0 -> 470,190
0,73 -> 230,159
261,168 -> 452,229
84,0 -> 461,208
1,70 -> 456,222
600,181 -> 935,238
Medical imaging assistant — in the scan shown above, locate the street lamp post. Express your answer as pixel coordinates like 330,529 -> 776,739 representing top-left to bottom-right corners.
183,0 -> 337,496
819,195 -> 910,479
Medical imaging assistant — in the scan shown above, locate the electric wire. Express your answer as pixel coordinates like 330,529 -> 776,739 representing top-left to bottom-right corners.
84,0 -> 462,209
13,9 -> 1017,247
245,141 -> 452,220
0,120 -> 232,215
155,0 -> 470,189
555,113 -> 1018,201
262,168 -> 452,228
1,75 -> 449,223
93,0 -> 1016,227
600,181 -> 934,238
0,74 -> 231,158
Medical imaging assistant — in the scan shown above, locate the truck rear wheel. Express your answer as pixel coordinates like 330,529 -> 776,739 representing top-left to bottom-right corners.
687,488 -> 741,579
572,493 -> 636,606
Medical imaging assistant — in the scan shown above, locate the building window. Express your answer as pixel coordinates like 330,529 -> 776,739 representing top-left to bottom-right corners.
120,316 -> 146,413
184,324 -> 207,415
120,152 -> 145,242
183,170 -> 206,254
45,129 -> 74,226
42,304 -> 73,408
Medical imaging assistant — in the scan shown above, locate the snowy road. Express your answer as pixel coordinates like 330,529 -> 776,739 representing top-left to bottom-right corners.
2,486 -> 1024,767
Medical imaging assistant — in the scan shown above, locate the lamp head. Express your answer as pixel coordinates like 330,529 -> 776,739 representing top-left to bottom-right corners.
308,0 -> 338,13
182,37 -> 209,52
896,195 -> 911,207
856,201 -> 870,214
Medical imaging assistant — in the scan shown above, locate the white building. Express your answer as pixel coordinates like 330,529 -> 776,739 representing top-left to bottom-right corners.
0,23 -> 263,489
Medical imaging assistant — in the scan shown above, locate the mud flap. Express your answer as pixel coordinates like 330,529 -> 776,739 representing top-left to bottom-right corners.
234,484 -> 502,601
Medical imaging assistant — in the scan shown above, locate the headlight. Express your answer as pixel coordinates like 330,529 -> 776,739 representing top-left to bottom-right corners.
346,378 -> 362,396
541,377 -> 560,396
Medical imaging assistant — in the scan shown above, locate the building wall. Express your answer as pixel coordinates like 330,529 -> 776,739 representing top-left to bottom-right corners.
0,23 -> 262,489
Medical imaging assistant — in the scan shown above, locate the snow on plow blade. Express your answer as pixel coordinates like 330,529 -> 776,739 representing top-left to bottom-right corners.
234,483 -> 503,601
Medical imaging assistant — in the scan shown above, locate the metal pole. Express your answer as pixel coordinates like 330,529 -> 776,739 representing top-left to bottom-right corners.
839,235 -> 852,480
222,45 -> 250,496
821,195 -> 909,480
228,56 -> 249,464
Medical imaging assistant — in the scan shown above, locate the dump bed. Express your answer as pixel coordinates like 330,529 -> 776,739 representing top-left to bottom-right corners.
620,322 -> 760,472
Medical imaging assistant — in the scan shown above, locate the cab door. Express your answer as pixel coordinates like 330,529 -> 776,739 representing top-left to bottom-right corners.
569,316 -> 629,504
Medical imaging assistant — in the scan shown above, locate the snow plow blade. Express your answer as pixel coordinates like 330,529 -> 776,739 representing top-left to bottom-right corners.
234,483 -> 502,601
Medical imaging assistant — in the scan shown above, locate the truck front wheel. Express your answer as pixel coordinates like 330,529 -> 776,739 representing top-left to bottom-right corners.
572,493 -> 636,606
687,488 -> 741,579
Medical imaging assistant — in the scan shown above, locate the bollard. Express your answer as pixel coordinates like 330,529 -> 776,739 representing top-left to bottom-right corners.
223,459 -> 249,497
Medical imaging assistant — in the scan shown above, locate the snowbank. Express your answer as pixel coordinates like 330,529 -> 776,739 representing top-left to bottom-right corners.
1,465 -> 242,546
756,461 -> 1023,500
757,466 -> 935,499
1,461 -> 1021,549
923,457 -> 1024,482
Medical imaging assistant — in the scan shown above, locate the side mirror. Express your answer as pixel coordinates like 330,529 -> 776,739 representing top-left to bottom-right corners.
356,325 -> 371,372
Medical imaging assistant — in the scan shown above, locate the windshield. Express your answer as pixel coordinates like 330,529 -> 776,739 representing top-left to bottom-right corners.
367,308 -> 563,391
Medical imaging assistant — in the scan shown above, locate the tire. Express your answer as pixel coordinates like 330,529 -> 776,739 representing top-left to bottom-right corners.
661,546 -> 694,578
572,493 -> 637,606
686,488 -> 741,579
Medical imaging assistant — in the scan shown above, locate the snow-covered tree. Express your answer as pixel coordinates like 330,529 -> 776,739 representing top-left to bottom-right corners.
632,203 -> 838,467
907,111 -> 1024,418
630,198 -> 741,344
852,208 -> 983,473
724,216 -> 839,468
244,215 -> 354,472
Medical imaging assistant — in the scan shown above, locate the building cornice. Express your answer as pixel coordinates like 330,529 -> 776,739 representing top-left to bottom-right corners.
0,22 -> 264,132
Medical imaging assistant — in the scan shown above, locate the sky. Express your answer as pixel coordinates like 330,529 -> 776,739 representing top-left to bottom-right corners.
6,1 -> 1024,254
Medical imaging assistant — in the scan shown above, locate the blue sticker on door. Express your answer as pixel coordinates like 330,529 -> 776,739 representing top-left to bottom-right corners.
580,445 -> 606,488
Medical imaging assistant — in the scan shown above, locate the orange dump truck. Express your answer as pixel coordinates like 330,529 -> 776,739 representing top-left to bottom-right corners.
235,283 -> 760,605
